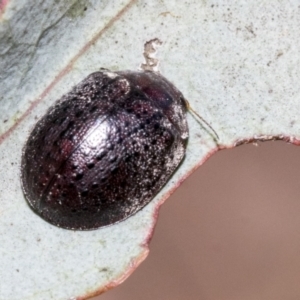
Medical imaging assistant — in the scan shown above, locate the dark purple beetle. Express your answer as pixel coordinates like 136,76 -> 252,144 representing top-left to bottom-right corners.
21,70 -> 188,230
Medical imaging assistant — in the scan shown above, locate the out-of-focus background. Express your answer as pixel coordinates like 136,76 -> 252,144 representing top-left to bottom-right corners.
93,141 -> 300,300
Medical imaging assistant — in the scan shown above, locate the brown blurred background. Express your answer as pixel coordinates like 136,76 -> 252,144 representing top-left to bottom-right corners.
92,141 -> 300,300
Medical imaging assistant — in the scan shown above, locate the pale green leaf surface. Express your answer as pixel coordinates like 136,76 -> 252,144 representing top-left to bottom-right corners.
1,1 -> 300,299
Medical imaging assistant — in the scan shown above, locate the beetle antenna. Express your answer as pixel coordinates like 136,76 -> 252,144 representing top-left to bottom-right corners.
185,99 -> 219,140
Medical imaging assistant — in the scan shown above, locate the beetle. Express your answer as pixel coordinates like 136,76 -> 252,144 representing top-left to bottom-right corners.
21,70 -> 189,230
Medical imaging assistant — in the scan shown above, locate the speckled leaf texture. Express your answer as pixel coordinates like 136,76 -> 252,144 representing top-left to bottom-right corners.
1,1 -> 300,299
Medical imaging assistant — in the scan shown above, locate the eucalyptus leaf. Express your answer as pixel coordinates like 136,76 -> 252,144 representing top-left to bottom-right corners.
1,1 -> 299,299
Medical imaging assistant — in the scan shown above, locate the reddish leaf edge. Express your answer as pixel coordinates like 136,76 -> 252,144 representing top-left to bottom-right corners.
75,249 -> 149,300
75,134 -> 300,299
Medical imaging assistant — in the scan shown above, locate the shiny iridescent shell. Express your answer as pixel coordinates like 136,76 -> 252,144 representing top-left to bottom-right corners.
21,70 -> 188,230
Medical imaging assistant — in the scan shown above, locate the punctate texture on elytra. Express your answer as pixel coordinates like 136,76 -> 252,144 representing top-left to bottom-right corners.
21,70 -> 189,230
